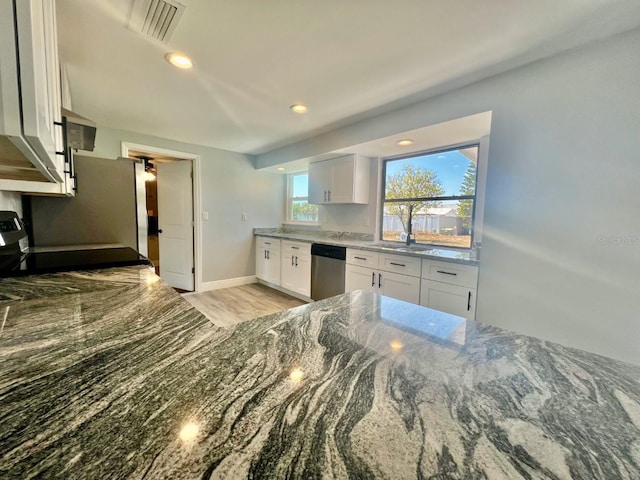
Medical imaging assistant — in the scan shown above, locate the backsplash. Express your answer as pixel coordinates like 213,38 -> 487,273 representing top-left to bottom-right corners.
254,227 -> 373,242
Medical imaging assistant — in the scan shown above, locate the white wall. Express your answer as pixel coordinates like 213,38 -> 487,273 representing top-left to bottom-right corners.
85,126 -> 285,285
257,28 -> 640,365
0,190 -> 21,216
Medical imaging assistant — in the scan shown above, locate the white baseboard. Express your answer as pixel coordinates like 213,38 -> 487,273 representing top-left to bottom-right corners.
256,279 -> 312,303
195,275 -> 257,293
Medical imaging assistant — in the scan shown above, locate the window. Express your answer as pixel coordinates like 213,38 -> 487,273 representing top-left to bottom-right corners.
287,172 -> 319,223
381,144 -> 478,249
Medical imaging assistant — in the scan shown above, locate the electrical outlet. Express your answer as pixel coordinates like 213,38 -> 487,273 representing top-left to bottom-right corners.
202,211 -> 209,221
241,212 -> 248,221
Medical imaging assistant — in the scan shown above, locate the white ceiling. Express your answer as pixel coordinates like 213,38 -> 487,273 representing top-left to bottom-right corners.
56,0 -> 640,156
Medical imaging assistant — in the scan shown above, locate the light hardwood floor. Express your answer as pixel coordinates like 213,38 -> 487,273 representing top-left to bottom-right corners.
182,283 -> 307,328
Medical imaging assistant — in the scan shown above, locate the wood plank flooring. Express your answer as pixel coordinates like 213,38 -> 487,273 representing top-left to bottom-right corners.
182,283 -> 307,328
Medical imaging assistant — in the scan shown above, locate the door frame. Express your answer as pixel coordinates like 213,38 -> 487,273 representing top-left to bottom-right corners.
121,142 -> 202,292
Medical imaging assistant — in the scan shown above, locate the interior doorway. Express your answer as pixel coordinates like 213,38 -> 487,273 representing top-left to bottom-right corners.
121,142 -> 201,292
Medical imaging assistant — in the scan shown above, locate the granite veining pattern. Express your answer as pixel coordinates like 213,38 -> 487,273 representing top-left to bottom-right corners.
1,269 -> 640,478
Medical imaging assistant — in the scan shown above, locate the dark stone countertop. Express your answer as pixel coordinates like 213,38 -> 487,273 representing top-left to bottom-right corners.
1,266 -> 639,478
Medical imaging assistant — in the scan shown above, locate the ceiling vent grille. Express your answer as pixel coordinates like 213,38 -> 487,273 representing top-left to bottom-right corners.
129,0 -> 186,44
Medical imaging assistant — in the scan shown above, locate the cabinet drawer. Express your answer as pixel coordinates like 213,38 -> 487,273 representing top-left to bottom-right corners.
421,259 -> 478,288
346,249 -> 379,268
379,253 -> 421,277
257,236 -> 281,252
282,240 -> 311,256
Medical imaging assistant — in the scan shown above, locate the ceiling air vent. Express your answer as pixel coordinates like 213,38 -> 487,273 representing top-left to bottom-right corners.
129,0 -> 186,44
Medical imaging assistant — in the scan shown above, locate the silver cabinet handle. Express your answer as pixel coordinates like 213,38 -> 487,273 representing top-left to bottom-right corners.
378,273 -> 382,288
467,291 -> 472,311
390,262 -> 406,267
291,255 -> 294,266
266,250 -> 270,260
436,270 -> 457,276
295,256 -> 298,267
371,272 -> 375,287
354,256 -> 367,261
291,246 -> 299,250
328,190 -> 331,202
324,190 -> 327,202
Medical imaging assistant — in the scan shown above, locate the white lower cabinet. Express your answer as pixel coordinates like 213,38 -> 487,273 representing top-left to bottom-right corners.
256,237 -> 281,285
280,241 -> 311,297
381,271 -> 421,304
420,280 -> 476,318
419,259 -> 479,320
345,249 -> 421,304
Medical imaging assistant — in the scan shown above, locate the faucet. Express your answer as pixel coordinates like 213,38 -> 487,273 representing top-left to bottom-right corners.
406,204 -> 415,245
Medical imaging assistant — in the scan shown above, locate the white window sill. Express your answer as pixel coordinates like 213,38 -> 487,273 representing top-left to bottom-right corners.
283,221 -> 321,227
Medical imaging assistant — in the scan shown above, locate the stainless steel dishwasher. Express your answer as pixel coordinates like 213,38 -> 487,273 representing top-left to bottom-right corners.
311,243 -> 346,300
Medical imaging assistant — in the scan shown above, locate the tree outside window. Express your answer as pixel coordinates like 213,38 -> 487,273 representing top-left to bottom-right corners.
288,172 -> 318,223
381,145 -> 478,249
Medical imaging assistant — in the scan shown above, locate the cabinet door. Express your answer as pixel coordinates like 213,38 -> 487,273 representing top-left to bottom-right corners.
280,252 -> 297,292
329,156 -> 355,203
308,161 -> 330,204
420,280 -> 476,320
264,248 -> 281,285
15,0 -> 63,181
345,264 -> 377,293
380,271 -> 421,304
256,246 -> 267,280
294,253 -> 312,297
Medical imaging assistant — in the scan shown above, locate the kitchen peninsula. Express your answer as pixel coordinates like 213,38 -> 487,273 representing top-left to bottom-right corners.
1,266 -> 639,478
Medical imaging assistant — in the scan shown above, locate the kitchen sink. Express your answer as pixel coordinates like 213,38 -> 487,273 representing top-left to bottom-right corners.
370,242 -> 434,254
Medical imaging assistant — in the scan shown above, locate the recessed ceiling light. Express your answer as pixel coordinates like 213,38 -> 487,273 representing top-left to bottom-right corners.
276,167 -> 286,171
165,52 -> 193,69
396,139 -> 414,146
290,103 -> 308,114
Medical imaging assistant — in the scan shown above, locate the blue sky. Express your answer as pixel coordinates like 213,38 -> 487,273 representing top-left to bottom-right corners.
292,173 -> 309,197
385,150 -> 473,196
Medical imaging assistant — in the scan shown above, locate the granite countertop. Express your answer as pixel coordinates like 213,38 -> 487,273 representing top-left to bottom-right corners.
2,266 -> 640,478
254,228 -> 478,265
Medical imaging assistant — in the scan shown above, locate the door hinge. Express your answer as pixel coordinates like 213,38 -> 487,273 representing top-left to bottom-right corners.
192,267 -> 195,274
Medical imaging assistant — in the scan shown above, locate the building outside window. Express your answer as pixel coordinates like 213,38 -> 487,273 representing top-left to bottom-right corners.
287,172 -> 318,223
381,144 -> 479,249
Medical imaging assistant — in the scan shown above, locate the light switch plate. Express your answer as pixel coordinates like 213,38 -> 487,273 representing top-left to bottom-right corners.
202,211 -> 209,221
241,212 -> 248,221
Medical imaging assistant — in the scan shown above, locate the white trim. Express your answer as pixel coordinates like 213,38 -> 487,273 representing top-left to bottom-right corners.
473,135 -> 490,244
120,142 -> 203,292
195,275 -> 257,293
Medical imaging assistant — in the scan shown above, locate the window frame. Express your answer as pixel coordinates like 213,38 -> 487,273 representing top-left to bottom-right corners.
379,142 -> 481,250
286,171 -> 319,225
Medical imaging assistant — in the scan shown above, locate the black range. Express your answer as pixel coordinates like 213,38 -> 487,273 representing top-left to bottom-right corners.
0,211 -> 151,277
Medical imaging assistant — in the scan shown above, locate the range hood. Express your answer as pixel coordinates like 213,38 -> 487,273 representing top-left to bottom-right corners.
62,108 -> 97,151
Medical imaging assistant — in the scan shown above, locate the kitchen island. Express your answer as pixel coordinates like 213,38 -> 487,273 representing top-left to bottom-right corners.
1,266 -> 639,479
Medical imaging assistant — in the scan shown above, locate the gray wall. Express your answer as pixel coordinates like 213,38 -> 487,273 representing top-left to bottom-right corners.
257,28 -> 640,365
0,190 -> 21,215
83,126 -> 285,285
29,156 -> 137,248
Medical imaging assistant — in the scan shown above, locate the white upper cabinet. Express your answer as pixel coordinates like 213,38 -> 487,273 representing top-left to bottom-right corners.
308,154 -> 370,205
0,0 -> 66,186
